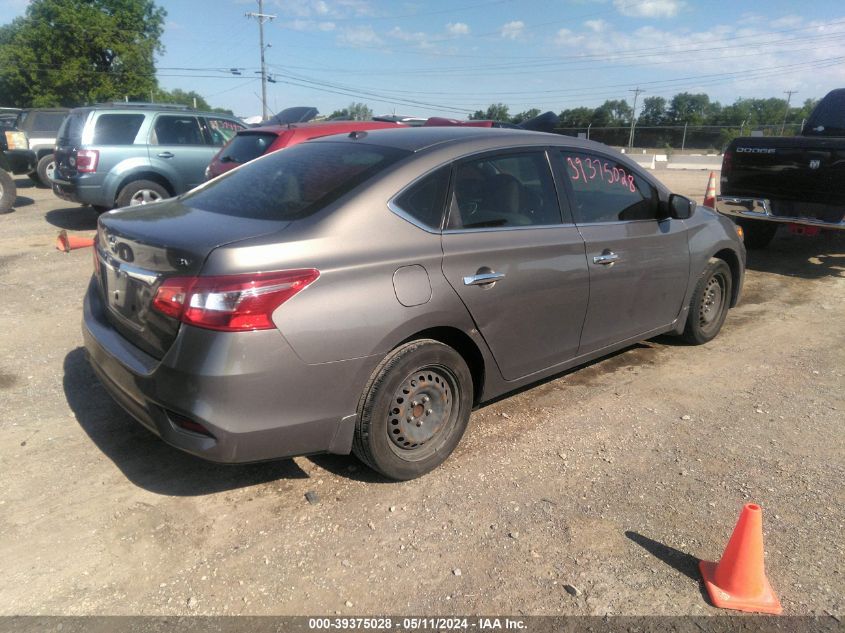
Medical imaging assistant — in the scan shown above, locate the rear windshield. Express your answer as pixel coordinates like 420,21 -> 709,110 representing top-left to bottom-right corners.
24,111 -> 67,135
183,141 -> 410,220
57,112 -> 88,144
219,132 -> 278,165
804,91 -> 845,136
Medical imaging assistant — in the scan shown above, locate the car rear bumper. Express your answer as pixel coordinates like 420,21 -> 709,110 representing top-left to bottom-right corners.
716,196 -> 845,230
3,149 -> 37,175
82,277 -> 372,463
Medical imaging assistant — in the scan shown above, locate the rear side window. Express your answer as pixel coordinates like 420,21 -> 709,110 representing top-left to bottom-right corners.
559,151 -> 657,223
183,141 -> 411,220
92,114 -> 145,145
392,166 -> 450,230
220,132 -> 278,164
805,91 -> 845,135
28,112 -> 67,135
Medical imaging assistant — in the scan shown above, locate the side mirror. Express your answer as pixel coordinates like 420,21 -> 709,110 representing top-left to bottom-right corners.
668,194 -> 696,220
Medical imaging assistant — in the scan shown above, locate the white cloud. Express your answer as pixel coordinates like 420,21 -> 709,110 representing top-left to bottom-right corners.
287,19 -> 336,31
500,20 -> 525,40
584,19 -> 608,33
387,26 -> 435,49
274,0 -> 373,19
446,22 -> 470,36
613,0 -> 684,18
337,25 -> 382,46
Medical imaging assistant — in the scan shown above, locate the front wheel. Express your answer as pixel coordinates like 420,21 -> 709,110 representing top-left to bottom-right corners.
682,258 -> 733,345
353,339 -> 473,480
0,170 -> 16,213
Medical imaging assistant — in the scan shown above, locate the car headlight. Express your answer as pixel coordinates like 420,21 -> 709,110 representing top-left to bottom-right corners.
4,130 -> 29,150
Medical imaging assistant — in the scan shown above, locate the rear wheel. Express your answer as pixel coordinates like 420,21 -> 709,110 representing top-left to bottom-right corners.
353,339 -> 473,480
0,170 -> 16,213
682,258 -> 732,345
116,180 -> 169,208
36,153 -> 56,187
737,219 -> 778,249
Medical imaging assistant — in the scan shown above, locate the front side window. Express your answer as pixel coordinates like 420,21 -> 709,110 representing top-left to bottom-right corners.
91,114 -> 144,145
392,166 -> 450,230
219,132 -> 278,165
151,115 -> 204,145
447,151 -> 561,229
205,117 -> 245,146
559,151 -> 657,223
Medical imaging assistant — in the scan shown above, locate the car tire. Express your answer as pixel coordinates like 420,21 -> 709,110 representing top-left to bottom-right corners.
737,219 -> 778,250
36,153 -> 56,187
0,170 -> 16,214
682,258 -> 733,345
353,339 -> 473,480
116,180 -> 169,208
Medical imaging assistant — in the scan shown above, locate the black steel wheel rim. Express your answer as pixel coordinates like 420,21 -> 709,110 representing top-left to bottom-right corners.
387,365 -> 458,456
699,272 -> 726,332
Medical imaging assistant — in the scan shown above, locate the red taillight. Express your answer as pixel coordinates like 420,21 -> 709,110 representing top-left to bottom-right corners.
152,269 -> 320,332
76,149 -> 99,173
722,150 -> 733,176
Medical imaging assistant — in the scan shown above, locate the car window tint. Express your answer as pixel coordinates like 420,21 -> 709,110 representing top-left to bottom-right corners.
392,166 -> 450,230
91,114 -> 144,145
29,112 -> 67,134
182,141 -> 411,220
221,132 -> 278,164
206,117 -> 245,146
447,152 -> 560,229
559,151 -> 657,223
152,115 -> 204,145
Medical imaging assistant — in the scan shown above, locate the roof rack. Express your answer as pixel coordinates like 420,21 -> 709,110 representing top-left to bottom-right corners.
92,102 -> 193,110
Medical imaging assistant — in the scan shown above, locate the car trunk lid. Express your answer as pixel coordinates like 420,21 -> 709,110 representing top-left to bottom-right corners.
95,200 -> 289,359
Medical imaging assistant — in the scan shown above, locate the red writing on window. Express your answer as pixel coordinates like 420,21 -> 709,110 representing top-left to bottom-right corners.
566,156 -> 636,193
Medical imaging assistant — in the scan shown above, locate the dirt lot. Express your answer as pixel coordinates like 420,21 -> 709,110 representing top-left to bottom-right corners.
0,170 -> 842,617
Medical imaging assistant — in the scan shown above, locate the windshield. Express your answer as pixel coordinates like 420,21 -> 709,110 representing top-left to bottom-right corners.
184,141 -> 410,220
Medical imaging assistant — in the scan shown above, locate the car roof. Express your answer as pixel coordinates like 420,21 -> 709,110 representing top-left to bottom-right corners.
307,125 -> 597,153
244,120 -> 404,135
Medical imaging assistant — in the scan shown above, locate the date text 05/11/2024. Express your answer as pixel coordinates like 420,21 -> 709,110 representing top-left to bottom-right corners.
307,617 -> 527,630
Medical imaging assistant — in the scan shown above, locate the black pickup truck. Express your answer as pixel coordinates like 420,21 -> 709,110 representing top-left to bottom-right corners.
717,88 -> 845,248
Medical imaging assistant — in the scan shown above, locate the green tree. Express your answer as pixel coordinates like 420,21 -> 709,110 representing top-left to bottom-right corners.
470,103 -> 510,121
511,108 -> 541,124
347,102 -> 372,121
666,92 -> 720,125
154,88 -> 232,115
558,106 -> 594,128
0,0 -> 166,107
638,96 -> 667,126
593,99 -> 632,126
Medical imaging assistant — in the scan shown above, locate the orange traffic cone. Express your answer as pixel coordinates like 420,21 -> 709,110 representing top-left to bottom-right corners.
699,503 -> 782,614
56,230 -> 95,253
703,171 -> 717,208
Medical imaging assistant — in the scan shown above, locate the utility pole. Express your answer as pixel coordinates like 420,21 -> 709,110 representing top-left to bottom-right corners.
781,89 -> 797,135
246,0 -> 276,121
628,87 -> 644,148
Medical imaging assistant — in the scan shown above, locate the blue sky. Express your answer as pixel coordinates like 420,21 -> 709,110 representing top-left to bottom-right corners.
3,0 -> 845,118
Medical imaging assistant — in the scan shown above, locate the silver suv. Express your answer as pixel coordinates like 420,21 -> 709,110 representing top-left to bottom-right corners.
52,103 -> 245,212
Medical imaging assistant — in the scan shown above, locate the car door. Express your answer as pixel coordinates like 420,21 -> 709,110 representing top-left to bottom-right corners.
148,114 -> 214,194
441,149 -> 590,381
555,149 -> 690,355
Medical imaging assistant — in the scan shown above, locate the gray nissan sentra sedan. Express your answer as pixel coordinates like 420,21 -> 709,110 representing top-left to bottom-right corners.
83,127 -> 745,480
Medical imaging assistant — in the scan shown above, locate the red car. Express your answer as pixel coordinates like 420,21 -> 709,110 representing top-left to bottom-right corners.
205,120 -> 406,179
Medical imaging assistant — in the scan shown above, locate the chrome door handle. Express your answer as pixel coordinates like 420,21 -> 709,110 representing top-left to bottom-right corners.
463,272 -> 506,286
157,152 -> 175,158
592,252 -> 620,266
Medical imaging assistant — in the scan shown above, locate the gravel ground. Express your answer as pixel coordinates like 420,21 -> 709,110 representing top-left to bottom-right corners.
0,169 -> 842,617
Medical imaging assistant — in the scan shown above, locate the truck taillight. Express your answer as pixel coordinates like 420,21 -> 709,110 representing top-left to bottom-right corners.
76,149 -> 99,173
152,269 -> 320,332
722,150 -> 733,176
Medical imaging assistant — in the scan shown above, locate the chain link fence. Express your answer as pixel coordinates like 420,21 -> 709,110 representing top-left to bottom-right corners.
554,123 -> 804,151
